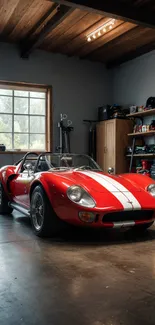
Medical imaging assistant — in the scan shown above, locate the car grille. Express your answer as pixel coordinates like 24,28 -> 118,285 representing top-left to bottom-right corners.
102,210 -> 154,223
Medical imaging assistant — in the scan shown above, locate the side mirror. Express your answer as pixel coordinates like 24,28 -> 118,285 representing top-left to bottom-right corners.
108,167 -> 114,174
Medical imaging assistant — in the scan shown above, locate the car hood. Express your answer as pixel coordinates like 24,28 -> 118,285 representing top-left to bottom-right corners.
53,170 -> 142,193
42,170 -> 155,210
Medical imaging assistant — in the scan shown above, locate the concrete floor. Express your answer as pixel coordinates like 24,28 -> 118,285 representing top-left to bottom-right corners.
0,213 -> 155,325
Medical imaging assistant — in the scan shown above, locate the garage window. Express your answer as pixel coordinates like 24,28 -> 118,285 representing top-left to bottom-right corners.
0,83 -> 52,151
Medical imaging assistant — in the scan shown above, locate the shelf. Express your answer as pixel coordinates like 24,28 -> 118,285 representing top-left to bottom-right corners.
126,153 -> 155,157
128,131 -> 155,137
127,108 -> 155,118
0,151 -> 45,155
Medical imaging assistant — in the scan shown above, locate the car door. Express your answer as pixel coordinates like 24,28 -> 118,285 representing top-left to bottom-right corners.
15,170 -> 35,207
9,153 -> 38,208
10,168 -> 34,208
9,154 -> 38,209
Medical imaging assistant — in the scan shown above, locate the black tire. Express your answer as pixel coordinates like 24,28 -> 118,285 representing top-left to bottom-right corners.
30,185 -> 64,237
0,182 -> 13,214
134,221 -> 154,232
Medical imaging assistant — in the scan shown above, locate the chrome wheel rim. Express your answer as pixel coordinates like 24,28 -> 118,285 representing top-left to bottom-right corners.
31,193 -> 44,231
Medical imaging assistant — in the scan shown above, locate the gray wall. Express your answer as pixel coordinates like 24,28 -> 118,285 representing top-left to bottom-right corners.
112,50 -> 155,144
2,42 -> 155,166
0,42 -> 110,166
112,50 -> 155,106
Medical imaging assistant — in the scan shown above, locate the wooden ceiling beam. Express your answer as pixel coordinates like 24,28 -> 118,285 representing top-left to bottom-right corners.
50,0 -> 155,29
107,40 -> 155,68
20,3 -> 58,49
21,4 -> 73,58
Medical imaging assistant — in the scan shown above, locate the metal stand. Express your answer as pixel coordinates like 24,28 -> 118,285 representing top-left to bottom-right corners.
129,117 -> 143,173
57,114 -> 73,154
129,137 -> 136,172
83,120 -> 97,160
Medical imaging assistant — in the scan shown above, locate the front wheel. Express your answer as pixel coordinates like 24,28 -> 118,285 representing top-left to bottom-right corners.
0,182 -> 13,214
30,185 -> 63,237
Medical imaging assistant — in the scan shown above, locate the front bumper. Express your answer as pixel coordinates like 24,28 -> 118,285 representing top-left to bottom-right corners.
55,204 -> 155,228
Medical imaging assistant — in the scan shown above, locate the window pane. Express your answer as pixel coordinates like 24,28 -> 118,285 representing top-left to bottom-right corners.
30,116 -> 45,133
30,98 -> 45,115
14,115 -> 28,133
14,97 -> 28,114
30,134 -> 45,150
30,91 -> 46,99
0,89 -> 13,96
0,96 -> 12,113
0,133 -> 12,149
0,114 -> 12,132
14,90 -> 29,97
14,133 -> 28,149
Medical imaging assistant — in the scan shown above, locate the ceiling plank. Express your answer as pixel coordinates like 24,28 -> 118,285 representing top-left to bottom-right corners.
59,17 -> 113,55
9,0 -> 55,41
21,4 -> 73,58
0,0 -> 20,34
87,26 -> 155,64
75,21 -> 135,58
1,0 -> 34,37
49,0 -> 155,29
87,26 -> 150,61
107,40 -> 155,68
41,9 -> 88,50
47,12 -> 104,52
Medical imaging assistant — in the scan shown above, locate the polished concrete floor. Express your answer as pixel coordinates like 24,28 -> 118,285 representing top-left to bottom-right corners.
0,212 -> 155,325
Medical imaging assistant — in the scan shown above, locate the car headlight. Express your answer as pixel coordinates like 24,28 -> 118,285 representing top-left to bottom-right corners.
147,184 -> 155,197
67,185 -> 96,208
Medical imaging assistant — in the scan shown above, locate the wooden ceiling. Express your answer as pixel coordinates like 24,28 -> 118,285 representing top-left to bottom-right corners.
1,0 -> 155,67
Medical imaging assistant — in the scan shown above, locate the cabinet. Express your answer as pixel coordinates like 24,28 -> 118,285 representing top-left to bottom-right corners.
96,119 -> 133,173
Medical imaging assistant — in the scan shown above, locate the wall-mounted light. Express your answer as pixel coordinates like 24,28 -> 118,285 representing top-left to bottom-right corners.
86,19 -> 115,42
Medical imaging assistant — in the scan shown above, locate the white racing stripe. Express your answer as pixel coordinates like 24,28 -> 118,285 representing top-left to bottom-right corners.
95,173 -> 141,210
80,171 -> 141,211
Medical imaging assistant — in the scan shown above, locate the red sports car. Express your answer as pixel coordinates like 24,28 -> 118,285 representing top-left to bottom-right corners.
0,152 -> 155,237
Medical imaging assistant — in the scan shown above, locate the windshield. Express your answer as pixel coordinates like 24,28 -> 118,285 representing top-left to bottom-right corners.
37,154 -> 101,172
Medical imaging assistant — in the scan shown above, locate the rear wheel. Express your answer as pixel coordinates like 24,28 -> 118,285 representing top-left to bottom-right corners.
0,182 -> 13,214
30,185 -> 63,237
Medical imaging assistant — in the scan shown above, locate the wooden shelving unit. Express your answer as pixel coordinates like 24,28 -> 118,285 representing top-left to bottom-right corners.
126,153 -> 155,157
127,109 -> 155,172
127,108 -> 155,118
128,131 -> 155,137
